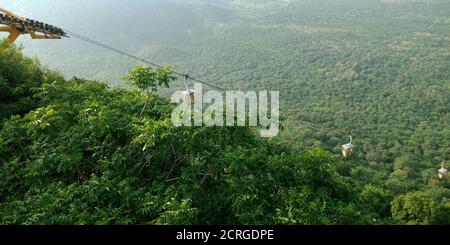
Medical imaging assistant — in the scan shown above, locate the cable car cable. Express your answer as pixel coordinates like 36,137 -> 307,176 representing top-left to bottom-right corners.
63,29 -> 226,91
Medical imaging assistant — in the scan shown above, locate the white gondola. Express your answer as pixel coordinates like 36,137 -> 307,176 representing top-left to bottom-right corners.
182,74 -> 195,106
341,135 -> 354,157
182,89 -> 195,106
438,161 -> 448,179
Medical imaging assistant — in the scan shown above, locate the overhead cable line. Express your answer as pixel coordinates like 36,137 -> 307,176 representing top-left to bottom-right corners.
63,29 -> 226,91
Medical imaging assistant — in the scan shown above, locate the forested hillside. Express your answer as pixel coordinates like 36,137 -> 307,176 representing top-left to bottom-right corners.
0,42 -> 449,224
1,0 -> 449,225
0,42 -> 369,224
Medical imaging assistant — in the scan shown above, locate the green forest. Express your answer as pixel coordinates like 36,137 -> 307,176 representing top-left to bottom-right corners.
0,0 -> 449,225
1,41 -> 449,225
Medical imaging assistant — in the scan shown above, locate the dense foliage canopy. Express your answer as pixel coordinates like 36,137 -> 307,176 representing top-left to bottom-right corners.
1,0 -> 449,225
0,43 -> 375,224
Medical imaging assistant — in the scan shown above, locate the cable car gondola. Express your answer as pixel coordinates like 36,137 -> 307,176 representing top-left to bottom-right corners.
182,74 -> 195,106
438,161 -> 448,179
342,135 -> 354,157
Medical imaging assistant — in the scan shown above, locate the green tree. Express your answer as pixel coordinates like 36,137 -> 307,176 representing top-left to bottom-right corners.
0,40 -> 62,121
124,65 -> 175,117
391,191 -> 450,225
361,184 -> 393,218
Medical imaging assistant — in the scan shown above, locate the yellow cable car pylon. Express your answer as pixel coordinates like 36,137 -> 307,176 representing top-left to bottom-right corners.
0,6 -> 67,44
